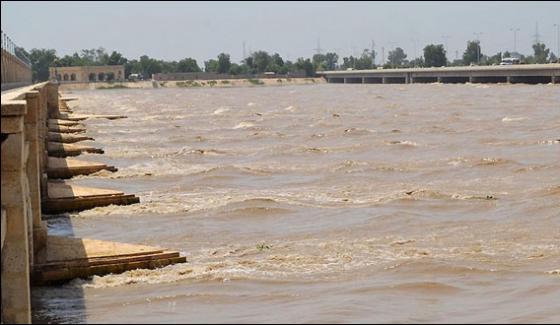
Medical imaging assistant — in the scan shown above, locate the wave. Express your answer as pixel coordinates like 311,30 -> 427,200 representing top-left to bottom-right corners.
474,157 -> 517,167
448,157 -> 518,167
397,189 -> 498,201
502,116 -> 527,122
233,122 -> 256,129
213,107 -> 231,115
385,140 -> 419,147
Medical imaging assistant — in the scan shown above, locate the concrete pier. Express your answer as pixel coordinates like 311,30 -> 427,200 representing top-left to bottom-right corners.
319,64 -> 560,85
1,82 -> 184,323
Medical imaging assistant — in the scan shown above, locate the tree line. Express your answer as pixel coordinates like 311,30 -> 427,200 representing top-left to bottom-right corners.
22,40 -> 558,82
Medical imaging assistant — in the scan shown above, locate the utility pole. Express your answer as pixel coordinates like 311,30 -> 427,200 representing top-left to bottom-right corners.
554,24 -> 560,60
410,38 -> 418,61
242,41 -> 246,60
442,35 -> 451,53
474,32 -> 483,64
314,38 -> 322,55
510,28 -> 520,53
371,40 -> 376,66
381,47 -> 385,66
533,22 -> 541,44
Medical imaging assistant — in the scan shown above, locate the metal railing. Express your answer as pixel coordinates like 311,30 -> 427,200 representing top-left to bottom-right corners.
2,30 -> 32,67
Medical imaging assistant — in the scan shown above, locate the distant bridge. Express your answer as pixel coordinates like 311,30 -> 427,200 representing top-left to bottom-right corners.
317,64 -> 560,84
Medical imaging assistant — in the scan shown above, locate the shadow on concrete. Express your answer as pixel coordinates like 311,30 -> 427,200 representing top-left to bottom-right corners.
31,213 -> 87,324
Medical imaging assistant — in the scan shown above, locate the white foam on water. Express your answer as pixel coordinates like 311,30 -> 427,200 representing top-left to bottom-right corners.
213,107 -> 231,115
501,116 -> 527,122
233,122 -> 255,129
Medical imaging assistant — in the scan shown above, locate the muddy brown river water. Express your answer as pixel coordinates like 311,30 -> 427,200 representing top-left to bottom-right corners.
32,83 -> 559,323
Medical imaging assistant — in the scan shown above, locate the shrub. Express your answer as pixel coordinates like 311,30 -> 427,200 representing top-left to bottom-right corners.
97,84 -> 128,90
248,78 -> 264,85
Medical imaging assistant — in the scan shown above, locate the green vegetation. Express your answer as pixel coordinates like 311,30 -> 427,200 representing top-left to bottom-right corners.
220,80 -> 230,84
463,40 -> 482,65
216,53 -> 231,73
97,84 -> 128,90
387,47 -> 407,68
176,80 -> 201,87
207,80 -> 217,86
277,78 -> 283,83
23,39 -> 559,84
423,44 -> 447,67
247,78 -> 264,85
256,243 -> 271,251
341,49 -> 375,70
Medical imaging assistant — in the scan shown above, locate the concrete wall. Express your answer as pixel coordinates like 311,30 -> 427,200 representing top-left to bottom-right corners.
1,49 -> 33,90
153,71 -> 307,81
49,65 -> 125,83
1,82 -> 57,323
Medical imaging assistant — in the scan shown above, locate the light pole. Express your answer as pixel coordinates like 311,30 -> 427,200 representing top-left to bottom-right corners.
554,24 -> 560,62
442,35 -> 451,53
474,32 -> 483,64
510,28 -> 520,53
410,38 -> 418,66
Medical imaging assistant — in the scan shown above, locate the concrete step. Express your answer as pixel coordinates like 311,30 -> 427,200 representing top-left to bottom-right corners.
48,125 -> 87,134
47,157 -> 117,179
47,142 -> 103,157
48,119 -> 83,127
42,181 -> 139,214
33,236 -> 186,285
48,132 -> 94,143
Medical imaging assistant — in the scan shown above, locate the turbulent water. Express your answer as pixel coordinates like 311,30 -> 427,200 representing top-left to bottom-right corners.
33,84 -> 559,323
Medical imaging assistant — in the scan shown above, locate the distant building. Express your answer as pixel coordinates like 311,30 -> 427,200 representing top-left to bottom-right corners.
49,65 -> 125,83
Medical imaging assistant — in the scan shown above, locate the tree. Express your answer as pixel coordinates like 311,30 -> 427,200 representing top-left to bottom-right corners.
410,57 -> 425,67
28,48 -> 58,82
532,42 -> 550,64
204,59 -> 218,72
324,52 -> 339,70
341,49 -> 374,70
124,59 -> 141,78
228,63 -> 243,75
550,52 -> 558,63
387,47 -> 407,67
160,60 -> 178,73
270,53 -> 284,67
463,40 -> 482,65
139,55 -> 162,78
312,54 -> 327,71
423,44 -> 447,67
177,58 -> 200,72
216,53 -> 231,74
252,51 -> 271,73
295,58 -> 315,76
106,51 -> 127,65
486,52 -> 503,65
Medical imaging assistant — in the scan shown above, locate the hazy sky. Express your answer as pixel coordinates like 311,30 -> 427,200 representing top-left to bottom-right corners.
2,1 -> 559,64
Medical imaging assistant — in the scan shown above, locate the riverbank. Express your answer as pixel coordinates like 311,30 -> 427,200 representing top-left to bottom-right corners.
59,77 -> 325,91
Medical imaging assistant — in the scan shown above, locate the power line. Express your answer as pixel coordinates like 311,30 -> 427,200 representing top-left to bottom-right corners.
442,35 -> 451,53
313,38 -> 322,55
473,32 -> 483,64
371,40 -> 375,65
510,28 -> 520,52
533,22 -> 541,44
